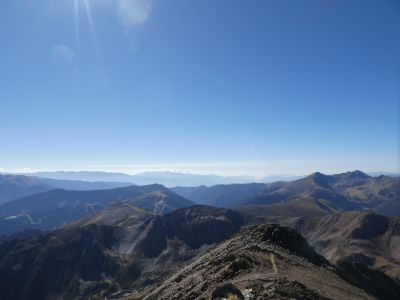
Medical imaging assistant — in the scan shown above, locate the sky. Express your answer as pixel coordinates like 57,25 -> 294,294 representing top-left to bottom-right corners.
0,0 -> 399,177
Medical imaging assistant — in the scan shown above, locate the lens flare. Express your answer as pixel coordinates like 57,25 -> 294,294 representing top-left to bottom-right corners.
51,45 -> 75,66
117,0 -> 152,28
71,0 -> 151,60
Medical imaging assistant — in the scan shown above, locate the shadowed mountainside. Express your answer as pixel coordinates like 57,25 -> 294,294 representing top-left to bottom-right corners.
237,197 -> 335,217
172,183 -> 271,207
0,205 -> 244,300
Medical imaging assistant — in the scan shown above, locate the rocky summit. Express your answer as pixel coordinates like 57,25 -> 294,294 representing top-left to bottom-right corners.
125,223 -> 380,300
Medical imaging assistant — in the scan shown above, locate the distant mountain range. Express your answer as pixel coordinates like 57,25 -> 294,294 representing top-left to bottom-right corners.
23,170 -> 399,187
25,171 -> 259,187
174,170 -> 400,217
0,174 -> 131,205
1,170 -> 399,236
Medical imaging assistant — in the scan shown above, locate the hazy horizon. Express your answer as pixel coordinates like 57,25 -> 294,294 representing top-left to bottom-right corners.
1,166 -> 398,179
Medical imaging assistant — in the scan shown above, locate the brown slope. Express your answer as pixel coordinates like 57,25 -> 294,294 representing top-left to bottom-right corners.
238,197 -> 336,218
244,171 -> 400,216
252,211 -> 400,284
285,211 -> 400,281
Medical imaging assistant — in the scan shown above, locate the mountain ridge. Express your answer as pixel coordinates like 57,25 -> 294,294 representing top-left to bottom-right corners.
0,184 -> 194,235
26,171 -> 259,187
173,171 -> 400,217
128,222 -> 393,300
1,204 -> 399,299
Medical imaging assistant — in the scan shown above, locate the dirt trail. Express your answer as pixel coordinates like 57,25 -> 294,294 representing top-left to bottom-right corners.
234,253 -> 278,285
270,253 -> 278,274
257,253 -> 278,277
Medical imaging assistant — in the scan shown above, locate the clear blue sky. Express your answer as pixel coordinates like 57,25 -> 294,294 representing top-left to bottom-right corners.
0,0 -> 399,176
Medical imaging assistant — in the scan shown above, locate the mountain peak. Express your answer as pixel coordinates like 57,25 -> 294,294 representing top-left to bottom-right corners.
133,222 -> 373,300
333,170 -> 371,181
346,170 -> 370,179
306,172 -> 333,189
308,171 -> 327,179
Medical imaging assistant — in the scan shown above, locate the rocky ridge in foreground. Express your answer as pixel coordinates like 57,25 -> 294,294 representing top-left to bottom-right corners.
126,224 -> 382,300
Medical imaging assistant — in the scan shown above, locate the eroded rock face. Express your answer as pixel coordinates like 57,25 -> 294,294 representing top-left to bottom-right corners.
139,217 -> 167,258
0,223 -> 120,300
163,206 -> 244,249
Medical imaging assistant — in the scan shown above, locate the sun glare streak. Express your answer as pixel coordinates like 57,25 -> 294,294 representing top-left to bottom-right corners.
82,0 -> 101,58
74,0 -> 80,51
